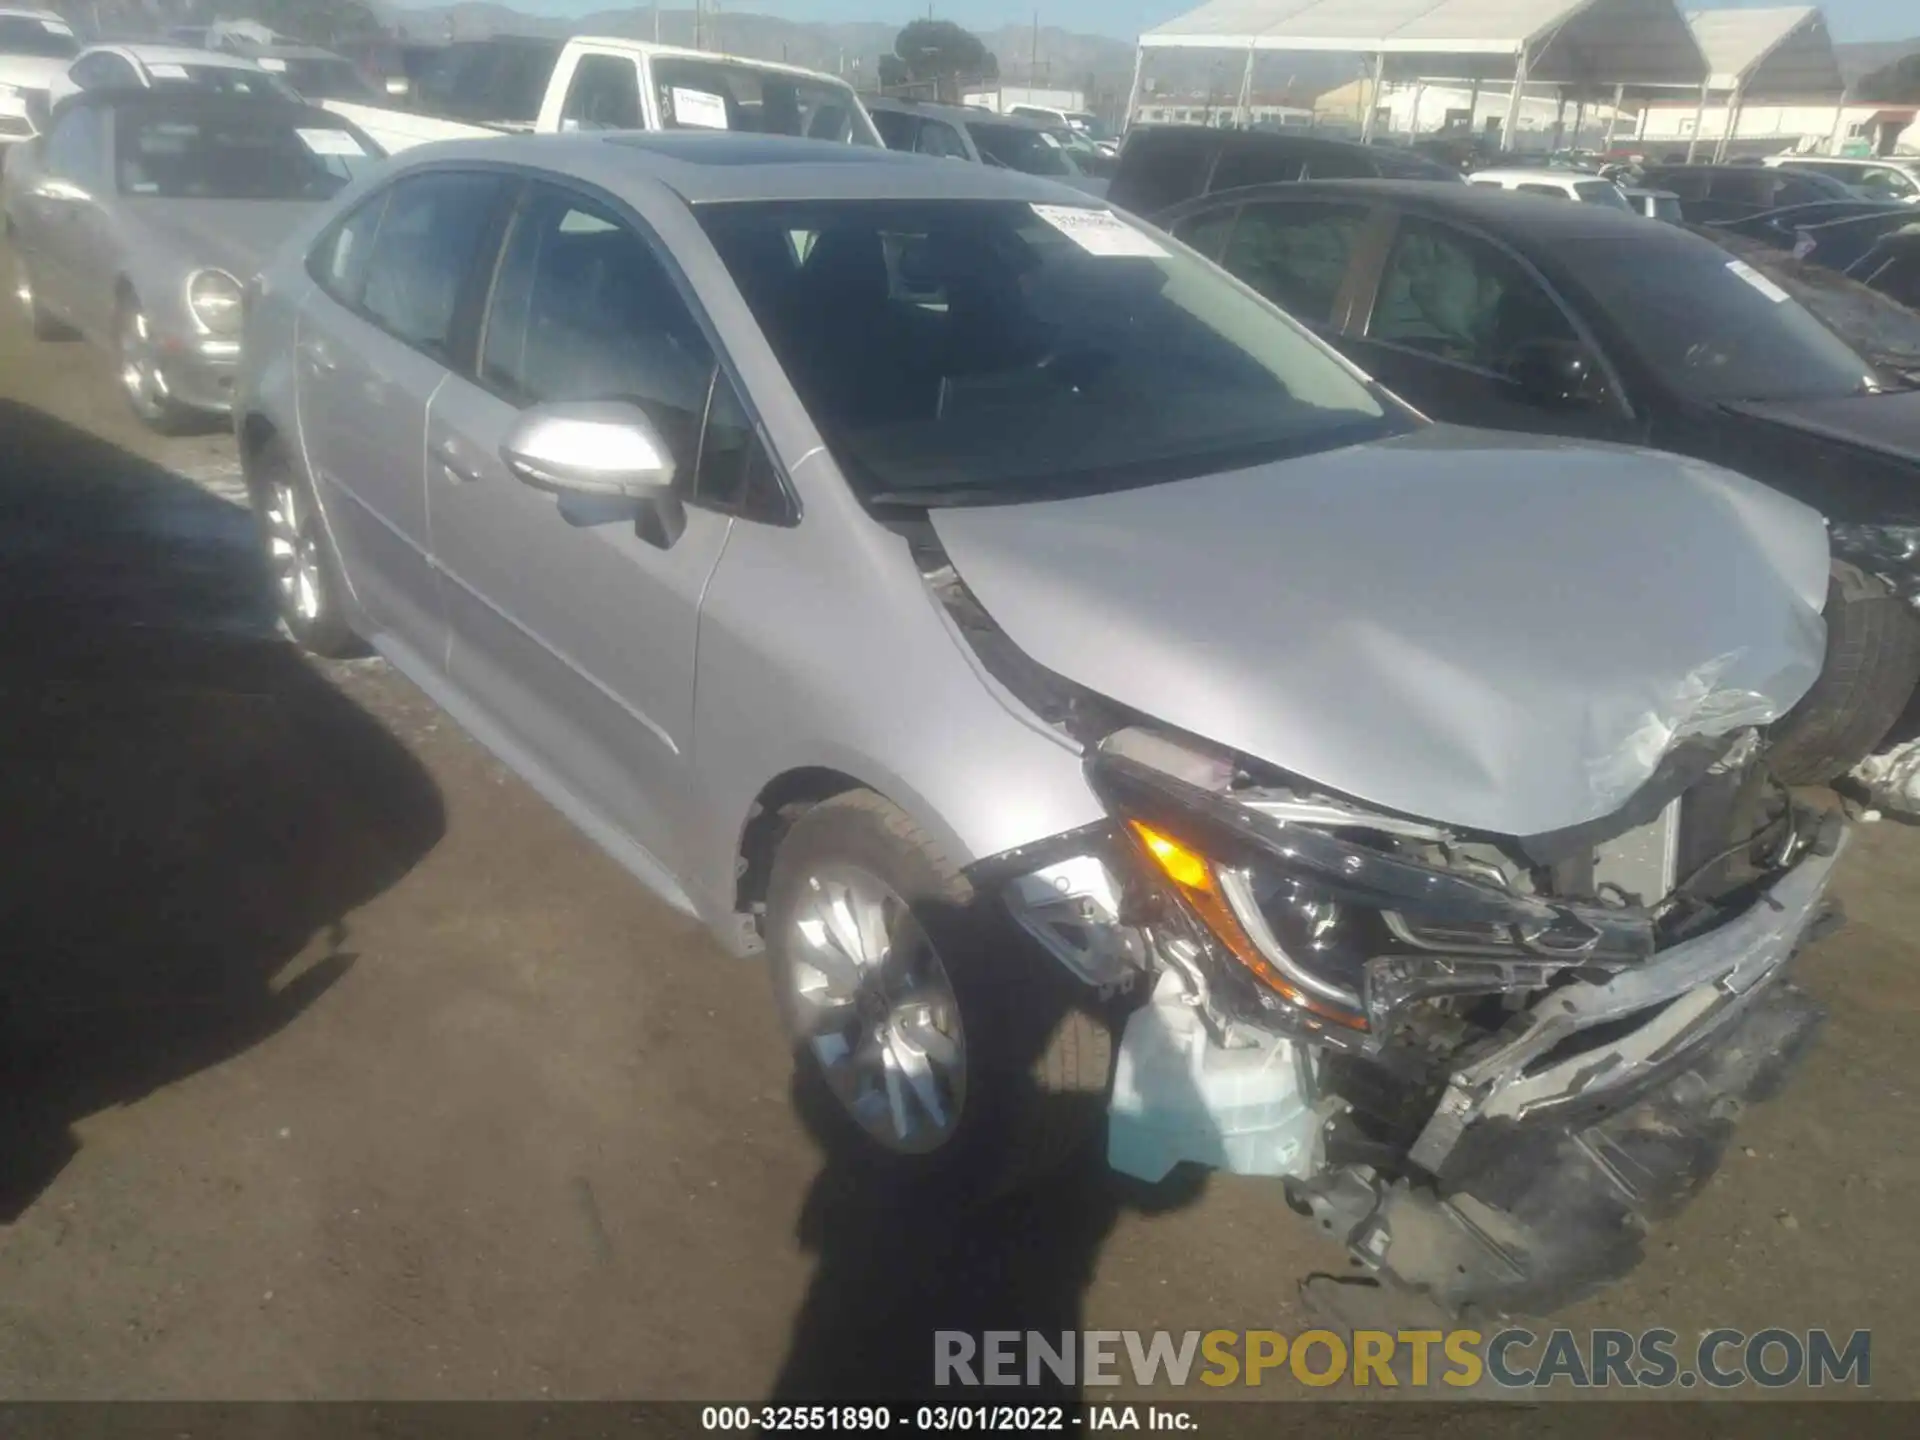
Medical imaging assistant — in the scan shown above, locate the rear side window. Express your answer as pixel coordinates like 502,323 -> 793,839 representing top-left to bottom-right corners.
1171,206 -> 1237,262
1219,201 -> 1369,325
356,171 -> 506,359
1647,169 -> 1709,201
1209,142 -> 1304,193
1112,131 -> 1214,213
870,108 -> 916,150
1706,170 -> 1769,205
916,118 -> 966,159
559,53 -> 641,131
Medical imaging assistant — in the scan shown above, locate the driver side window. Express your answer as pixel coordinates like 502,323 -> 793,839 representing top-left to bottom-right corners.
1367,217 -> 1577,372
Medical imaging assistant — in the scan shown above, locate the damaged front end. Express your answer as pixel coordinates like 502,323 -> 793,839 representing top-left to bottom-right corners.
988,723 -> 1845,1318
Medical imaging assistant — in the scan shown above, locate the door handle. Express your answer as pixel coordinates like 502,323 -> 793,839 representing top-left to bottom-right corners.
430,441 -> 480,484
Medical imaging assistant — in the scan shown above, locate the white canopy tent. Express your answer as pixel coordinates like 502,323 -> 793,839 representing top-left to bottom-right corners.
1683,7 -> 1846,160
1129,0 -> 1710,148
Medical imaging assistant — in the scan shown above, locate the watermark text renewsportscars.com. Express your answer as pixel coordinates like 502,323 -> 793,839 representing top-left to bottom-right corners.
934,1328 -> 1872,1390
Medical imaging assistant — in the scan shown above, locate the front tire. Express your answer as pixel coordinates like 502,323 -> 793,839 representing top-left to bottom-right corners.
116,295 -> 198,434
1767,563 -> 1920,784
766,791 -> 1111,1202
13,252 -> 72,341
249,439 -> 360,658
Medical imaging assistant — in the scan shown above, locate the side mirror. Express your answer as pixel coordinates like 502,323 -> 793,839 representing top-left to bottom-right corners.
1503,339 -> 1608,410
502,401 -> 678,499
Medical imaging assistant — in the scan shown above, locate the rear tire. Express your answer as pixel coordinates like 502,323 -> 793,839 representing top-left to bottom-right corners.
1767,562 -> 1920,784
248,438 -> 361,659
766,790 -> 1111,1204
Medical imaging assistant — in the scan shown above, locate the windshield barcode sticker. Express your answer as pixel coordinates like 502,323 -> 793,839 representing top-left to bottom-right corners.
146,63 -> 190,79
671,88 -> 730,130
297,128 -> 367,157
42,18 -> 73,33
1726,259 -> 1790,304
1030,203 -> 1166,258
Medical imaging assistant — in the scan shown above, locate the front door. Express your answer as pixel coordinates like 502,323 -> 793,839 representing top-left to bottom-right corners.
425,181 -> 736,868
1343,213 -> 1632,442
295,169 -> 507,665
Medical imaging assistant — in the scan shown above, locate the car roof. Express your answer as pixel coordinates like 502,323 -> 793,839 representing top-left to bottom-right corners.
90,43 -> 260,69
1470,168 -> 1589,184
400,130 -> 1098,206
245,42 -> 344,61
1187,177 -> 1679,241
0,5 -> 62,17
61,86 -> 346,124
867,98 -> 1046,129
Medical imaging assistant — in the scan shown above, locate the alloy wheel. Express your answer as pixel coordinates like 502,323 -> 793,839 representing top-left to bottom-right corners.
261,478 -> 324,625
784,863 -> 968,1155
119,306 -> 170,422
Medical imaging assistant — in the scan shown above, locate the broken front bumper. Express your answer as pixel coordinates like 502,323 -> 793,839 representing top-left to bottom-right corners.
1110,831 -> 1845,1316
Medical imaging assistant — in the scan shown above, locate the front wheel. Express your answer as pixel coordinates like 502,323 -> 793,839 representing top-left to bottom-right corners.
766,791 -> 1111,1202
117,296 -> 198,434
249,440 -> 360,658
13,252 -> 72,341
1767,563 -> 1920,784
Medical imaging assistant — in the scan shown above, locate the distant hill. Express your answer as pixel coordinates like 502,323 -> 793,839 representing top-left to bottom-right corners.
371,4 -> 1358,112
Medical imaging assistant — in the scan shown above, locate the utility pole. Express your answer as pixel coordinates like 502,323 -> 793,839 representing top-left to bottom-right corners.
1031,9 -> 1039,87
653,4 -> 660,44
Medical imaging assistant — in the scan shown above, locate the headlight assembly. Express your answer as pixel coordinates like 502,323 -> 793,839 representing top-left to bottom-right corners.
1091,745 -> 1658,1038
186,268 -> 244,336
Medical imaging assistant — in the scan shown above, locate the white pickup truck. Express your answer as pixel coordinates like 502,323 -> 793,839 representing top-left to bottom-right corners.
324,33 -> 882,155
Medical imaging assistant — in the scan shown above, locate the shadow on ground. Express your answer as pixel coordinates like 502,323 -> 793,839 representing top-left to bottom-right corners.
0,401 -> 444,1220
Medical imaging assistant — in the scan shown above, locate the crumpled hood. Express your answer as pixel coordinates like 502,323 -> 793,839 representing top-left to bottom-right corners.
132,199 -> 322,281
931,427 -> 1831,837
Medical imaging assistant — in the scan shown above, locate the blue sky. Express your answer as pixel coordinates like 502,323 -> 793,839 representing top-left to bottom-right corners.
404,1 -> 1914,44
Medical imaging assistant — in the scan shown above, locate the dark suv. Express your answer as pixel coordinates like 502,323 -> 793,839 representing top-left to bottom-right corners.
1637,163 -> 1857,223
1106,125 -> 1461,215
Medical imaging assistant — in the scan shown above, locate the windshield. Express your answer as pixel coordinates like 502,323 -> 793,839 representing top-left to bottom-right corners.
971,122 -> 1075,177
1574,180 -> 1630,210
651,57 -> 878,145
0,15 -> 76,58
266,56 -> 379,101
1564,238 -> 1880,401
115,112 -> 383,201
699,199 -> 1401,505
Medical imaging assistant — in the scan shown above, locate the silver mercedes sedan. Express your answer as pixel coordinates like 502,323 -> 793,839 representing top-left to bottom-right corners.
238,131 -> 1845,1313
3,85 -> 384,430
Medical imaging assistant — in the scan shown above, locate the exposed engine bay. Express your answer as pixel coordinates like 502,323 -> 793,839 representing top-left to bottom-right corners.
922,539 -> 1847,1318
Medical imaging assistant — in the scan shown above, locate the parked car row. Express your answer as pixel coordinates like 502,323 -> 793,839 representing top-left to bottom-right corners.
0,81 -> 1900,1320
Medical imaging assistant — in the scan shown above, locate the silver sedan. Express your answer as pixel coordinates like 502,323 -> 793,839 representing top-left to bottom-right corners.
3,85 -> 384,430
236,131 -> 1842,1312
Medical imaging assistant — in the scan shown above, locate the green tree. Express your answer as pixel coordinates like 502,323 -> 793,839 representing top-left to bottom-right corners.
1855,53 -> 1920,105
893,18 -> 997,102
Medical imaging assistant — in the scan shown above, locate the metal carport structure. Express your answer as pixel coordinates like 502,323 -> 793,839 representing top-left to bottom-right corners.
1128,0 -> 1710,149
1683,7 -> 1846,161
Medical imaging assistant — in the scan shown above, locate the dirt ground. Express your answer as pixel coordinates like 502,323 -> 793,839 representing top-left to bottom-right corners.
0,243 -> 1916,1407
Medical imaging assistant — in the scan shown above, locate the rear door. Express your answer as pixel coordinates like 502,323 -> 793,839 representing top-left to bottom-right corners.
423,180 -> 752,868
295,168 -> 509,664
1342,211 -> 1634,440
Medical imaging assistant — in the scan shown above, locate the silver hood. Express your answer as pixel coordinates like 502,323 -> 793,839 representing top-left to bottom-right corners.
132,199 -> 323,281
930,427 -> 1831,837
